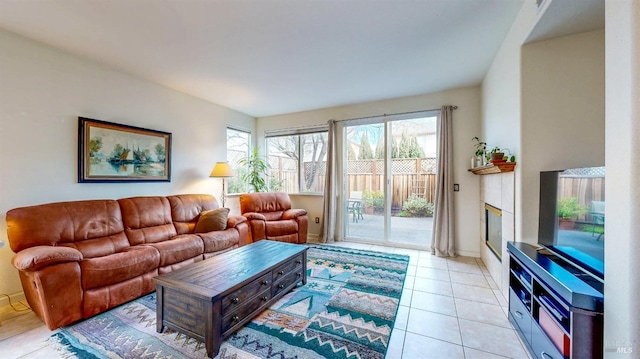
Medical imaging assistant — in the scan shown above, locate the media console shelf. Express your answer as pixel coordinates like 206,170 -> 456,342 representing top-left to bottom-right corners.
507,242 -> 604,359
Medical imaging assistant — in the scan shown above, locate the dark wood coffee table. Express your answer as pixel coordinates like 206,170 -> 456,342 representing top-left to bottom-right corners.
153,240 -> 308,358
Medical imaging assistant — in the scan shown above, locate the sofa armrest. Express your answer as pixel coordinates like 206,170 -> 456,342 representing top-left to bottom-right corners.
12,246 -> 83,271
227,214 -> 247,228
243,212 -> 266,221
282,208 -> 307,220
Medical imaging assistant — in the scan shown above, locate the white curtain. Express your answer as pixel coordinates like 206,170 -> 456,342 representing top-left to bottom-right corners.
321,120 -> 338,243
431,106 -> 455,257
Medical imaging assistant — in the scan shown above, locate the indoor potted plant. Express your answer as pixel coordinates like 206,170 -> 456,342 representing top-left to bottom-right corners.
472,137 -> 487,167
237,147 -> 271,192
488,146 -> 505,162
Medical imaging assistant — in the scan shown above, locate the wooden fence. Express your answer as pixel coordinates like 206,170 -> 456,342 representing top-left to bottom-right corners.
268,157 -> 437,210
346,173 -> 436,209
558,176 -> 605,223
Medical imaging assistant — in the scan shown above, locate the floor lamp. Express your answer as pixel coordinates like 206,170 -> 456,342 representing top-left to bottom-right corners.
210,162 -> 234,207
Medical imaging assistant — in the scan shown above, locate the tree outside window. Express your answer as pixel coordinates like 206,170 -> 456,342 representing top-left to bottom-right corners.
266,132 -> 328,193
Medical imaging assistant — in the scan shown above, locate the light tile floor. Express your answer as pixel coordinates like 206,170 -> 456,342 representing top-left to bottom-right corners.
330,241 -> 532,359
0,241 -> 531,358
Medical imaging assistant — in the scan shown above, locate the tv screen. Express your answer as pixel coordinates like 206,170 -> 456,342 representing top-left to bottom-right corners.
538,166 -> 605,280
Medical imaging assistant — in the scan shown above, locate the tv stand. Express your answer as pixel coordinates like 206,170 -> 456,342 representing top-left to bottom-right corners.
507,242 -> 603,359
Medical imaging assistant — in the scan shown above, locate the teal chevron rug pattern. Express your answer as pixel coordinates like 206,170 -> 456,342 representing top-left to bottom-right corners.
49,244 -> 409,359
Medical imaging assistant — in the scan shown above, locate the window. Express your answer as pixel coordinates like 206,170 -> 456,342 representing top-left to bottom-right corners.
226,128 -> 250,194
266,127 -> 328,194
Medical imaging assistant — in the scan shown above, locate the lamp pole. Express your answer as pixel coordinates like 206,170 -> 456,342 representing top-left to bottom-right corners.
210,162 -> 234,207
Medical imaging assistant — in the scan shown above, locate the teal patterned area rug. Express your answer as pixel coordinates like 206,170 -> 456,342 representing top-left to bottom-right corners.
49,244 -> 409,359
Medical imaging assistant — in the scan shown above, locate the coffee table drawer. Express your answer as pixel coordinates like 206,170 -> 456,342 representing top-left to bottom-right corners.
273,269 -> 304,297
221,272 -> 271,313
272,254 -> 304,282
222,288 -> 272,335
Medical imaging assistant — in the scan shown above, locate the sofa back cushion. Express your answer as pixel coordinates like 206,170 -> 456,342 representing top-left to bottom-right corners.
118,196 -> 177,245
6,200 -> 129,258
167,194 -> 221,234
239,193 -> 292,221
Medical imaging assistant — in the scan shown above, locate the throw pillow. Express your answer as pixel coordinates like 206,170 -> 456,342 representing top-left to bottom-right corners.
194,207 -> 229,233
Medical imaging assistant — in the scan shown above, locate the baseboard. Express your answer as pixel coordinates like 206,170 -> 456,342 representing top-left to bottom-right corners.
455,249 -> 480,258
0,292 -> 26,308
307,233 -> 320,242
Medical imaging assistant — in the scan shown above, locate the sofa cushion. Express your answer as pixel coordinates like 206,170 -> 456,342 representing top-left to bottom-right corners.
142,234 -> 204,267
6,199 -> 127,255
80,246 -> 160,290
195,208 -> 229,233
265,219 -> 298,237
119,196 -> 177,245
168,194 -> 219,234
239,192 -> 292,214
198,229 -> 239,253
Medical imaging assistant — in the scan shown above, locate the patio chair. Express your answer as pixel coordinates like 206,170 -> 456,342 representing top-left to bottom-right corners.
348,199 -> 364,223
590,200 -> 605,241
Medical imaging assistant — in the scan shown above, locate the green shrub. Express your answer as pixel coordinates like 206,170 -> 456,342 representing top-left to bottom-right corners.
400,194 -> 434,217
557,197 -> 588,219
363,189 -> 384,212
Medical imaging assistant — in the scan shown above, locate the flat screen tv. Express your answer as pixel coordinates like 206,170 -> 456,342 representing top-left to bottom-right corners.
538,166 -> 605,281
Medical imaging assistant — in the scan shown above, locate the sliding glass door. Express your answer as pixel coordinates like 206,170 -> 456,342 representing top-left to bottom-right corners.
343,112 -> 438,249
344,123 -> 385,242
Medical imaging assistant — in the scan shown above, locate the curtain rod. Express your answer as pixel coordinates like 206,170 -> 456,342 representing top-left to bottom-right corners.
333,106 -> 457,123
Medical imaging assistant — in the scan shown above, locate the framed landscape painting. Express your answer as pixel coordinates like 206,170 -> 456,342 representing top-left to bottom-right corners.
78,117 -> 171,182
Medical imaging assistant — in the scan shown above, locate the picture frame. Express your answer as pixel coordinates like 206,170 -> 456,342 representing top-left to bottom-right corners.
78,117 -> 171,182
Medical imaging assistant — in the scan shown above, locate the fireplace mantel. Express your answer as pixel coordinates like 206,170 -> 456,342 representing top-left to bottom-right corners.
468,162 -> 516,175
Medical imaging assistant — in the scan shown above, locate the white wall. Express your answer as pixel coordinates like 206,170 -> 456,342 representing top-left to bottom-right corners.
520,29 -> 605,244
482,3 -> 535,157
482,0 -> 613,355
482,2 -> 537,250
604,0 -> 640,355
482,2 -> 605,247
258,86 -> 482,256
0,29 -> 255,301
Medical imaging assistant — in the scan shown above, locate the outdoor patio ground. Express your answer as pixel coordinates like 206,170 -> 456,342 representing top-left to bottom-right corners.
345,213 -> 434,249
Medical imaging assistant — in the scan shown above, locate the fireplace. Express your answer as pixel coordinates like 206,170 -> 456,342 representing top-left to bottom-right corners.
485,204 -> 502,261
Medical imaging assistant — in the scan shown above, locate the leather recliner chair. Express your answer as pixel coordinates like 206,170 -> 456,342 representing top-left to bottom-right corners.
239,192 -> 308,244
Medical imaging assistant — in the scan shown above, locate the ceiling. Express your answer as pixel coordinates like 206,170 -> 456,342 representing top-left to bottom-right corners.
1,0 -> 595,118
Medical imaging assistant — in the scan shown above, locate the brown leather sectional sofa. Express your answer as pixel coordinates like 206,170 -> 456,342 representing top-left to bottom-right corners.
5,194 -> 249,330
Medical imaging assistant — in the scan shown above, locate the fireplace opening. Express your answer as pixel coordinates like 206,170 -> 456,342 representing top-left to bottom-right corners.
485,204 -> 502,261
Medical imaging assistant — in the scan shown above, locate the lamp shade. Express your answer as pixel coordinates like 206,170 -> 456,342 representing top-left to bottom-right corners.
210,162 -> 234,178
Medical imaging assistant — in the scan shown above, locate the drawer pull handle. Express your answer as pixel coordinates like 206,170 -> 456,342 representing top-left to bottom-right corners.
541,351 -> 553,359
278,270 -> 285,275
261,280 -> 269,285
261,296 -> 268,301
278,284 -> 285,289
232,315 -> 239,322
232,297 -> 239,304
296,259 -> 302,264
514,311 -> 524,319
